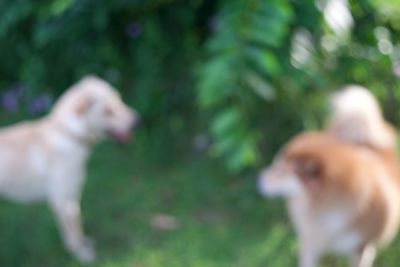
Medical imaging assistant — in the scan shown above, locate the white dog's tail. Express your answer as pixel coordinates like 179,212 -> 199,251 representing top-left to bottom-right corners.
327,85 -> 396,149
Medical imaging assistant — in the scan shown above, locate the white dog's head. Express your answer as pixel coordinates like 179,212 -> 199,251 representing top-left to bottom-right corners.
50,75 -> 140,144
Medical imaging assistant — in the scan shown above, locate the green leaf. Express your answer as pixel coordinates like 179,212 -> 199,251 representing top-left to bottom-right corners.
249,18 -> 288,47
226,134 -> 259,171
0,1 -> 33,37
50,0 -> 76,16
244,71 -> 275,101
210,107 -> 241,138
211,131 -> 242,156
197,56 -> 234,108
246,48 -> 281,76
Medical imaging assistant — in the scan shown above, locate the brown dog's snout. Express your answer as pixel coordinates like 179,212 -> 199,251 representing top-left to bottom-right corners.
257,168 -> 270,195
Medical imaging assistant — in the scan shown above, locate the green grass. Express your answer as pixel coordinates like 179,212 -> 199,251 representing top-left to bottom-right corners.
0,142 -> 399,267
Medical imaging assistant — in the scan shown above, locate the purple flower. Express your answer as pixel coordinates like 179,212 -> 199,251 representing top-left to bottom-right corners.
27,94 -> 53,115
40,94 -> 52,110
1,83 -> 27,112
193,134 -> 211,153
125,22 -> 142,39
1,91 -> 19,112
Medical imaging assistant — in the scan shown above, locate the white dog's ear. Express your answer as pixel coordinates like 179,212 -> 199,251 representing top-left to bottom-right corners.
75,95 -> 96,115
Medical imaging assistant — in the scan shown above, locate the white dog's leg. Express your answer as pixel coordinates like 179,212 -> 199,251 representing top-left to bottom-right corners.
50,198 -> 95,263
47,167 -> 95,263
350,245 -> 376,267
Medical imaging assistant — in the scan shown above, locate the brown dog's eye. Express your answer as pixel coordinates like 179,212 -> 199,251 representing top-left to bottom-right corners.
294,157 -> 323,193
303,161 -> 321,179
295,158 -> 322,180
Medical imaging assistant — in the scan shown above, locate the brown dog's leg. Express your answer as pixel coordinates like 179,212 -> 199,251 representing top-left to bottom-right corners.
350,245 -> 376,267
299,240 -> 320,267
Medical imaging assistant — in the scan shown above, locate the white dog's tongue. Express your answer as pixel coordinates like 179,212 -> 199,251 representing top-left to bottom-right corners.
111,131 -> 131,143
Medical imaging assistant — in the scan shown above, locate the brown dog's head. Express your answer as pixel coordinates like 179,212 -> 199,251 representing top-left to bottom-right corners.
258,132 -> 330,198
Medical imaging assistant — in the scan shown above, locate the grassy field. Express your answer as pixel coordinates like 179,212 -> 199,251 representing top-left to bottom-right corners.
0,141 -> 399,267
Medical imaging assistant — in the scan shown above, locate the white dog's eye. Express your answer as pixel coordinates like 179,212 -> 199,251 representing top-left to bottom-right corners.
104,107 -> 115,117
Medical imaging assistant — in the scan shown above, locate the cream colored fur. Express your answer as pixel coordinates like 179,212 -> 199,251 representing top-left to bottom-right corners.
328,85 -> 396,149
0,75 -> 138,263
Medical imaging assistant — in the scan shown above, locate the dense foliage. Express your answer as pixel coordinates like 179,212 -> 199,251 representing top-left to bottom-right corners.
0,0 -> 399,171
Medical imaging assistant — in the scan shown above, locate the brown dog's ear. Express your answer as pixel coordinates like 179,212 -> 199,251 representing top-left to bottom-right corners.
75,95 -> 95,115
295,157 -> 323,193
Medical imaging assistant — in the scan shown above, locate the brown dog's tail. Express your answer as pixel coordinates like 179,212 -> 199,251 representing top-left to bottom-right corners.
327,85 -> 396,150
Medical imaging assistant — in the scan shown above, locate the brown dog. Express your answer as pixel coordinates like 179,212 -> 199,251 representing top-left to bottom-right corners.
258,86 -> 400,267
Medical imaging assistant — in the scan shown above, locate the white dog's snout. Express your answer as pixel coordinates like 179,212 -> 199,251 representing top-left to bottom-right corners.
130,111 -> 141,128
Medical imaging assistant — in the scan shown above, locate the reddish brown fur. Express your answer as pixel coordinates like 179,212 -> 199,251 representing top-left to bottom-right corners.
259,87 -> 400,267
283,132 -> 400,247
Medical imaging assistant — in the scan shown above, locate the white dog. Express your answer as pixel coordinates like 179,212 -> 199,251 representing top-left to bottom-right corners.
0,75 -> 139,262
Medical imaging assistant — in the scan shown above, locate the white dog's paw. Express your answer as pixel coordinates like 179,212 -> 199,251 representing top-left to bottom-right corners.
73,237 -> 96,264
